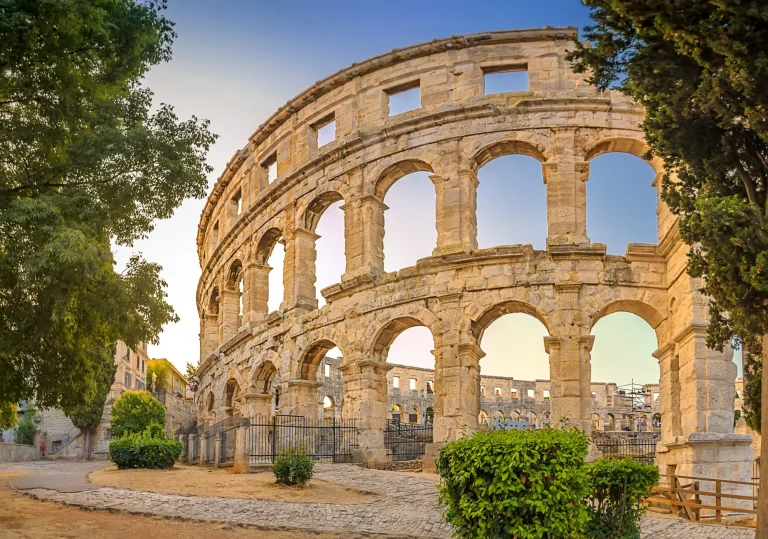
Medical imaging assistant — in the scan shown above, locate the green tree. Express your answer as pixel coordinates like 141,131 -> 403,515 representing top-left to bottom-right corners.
13,408 -> 39,445
567,2 -> 768,535
0,1 -> 216,415
110,390 -> 165,438
147,361 -> 170,393
62,346 -> 117,459
0,400 -> 17,430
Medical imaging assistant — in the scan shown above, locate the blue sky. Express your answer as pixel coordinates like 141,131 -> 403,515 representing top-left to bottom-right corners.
113,0 -> 740,387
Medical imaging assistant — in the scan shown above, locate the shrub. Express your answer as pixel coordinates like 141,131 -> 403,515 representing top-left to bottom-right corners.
109,430 -> 182,469
271,445 -> 314,487
437,428 -> 591,539
110,390 -> 165,438
585,458 -> 659,539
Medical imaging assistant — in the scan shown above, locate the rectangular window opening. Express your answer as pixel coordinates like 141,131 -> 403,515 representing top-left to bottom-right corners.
511,388 -> 518,398
262,153 -> 278,184
494,387 -> 501,396
484,65 -> 529,95
314,113 -> 336,147
526,389 -> 535,399
392,376 -> 399,389
409,378 -> 417,391
426,380 -> 433,394
232,190 -> 242,216
543,389 -> 550,400
324,363 -> 331,378
386,80 -> 421,116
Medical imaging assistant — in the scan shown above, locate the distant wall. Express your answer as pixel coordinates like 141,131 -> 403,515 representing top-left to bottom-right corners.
0,443 -> 38,462
159,392 -> 197,435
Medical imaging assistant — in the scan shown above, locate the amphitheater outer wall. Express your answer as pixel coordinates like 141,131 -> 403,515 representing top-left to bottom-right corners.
195,28 -> 752,476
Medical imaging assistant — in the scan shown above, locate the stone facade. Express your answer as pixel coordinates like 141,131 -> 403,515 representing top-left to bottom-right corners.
195,28 -> 752,477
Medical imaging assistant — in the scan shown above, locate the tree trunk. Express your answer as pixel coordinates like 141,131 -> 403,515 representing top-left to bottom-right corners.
757,335 -> 768,538
83,429 -> 91,461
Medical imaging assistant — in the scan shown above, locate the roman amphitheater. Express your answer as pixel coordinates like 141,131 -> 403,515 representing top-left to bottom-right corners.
194,27 -> 753,479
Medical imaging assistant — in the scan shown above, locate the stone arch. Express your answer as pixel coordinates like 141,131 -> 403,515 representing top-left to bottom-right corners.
255,227 -> 283,265
208,287 -> 220,315
301,190 -> 345,232
298,338 -> 345,381
606,412 -> 615,430
469,300 -> 551,345
223,378 -> 241,410
206,391 -> 215,420
584,137 -> 658,171
589,298 -> 665,331
478,410 -> 489,425
410,405 -> 421,424
373,159 -> 434,200
592,412 -> 601,430
472,139 -> 548,171
252,360 -> 278,394
226,259 -> 244,289
369,312 -> 441,363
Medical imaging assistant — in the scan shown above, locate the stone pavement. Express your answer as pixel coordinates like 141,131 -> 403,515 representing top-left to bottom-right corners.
2,461 -> 756,538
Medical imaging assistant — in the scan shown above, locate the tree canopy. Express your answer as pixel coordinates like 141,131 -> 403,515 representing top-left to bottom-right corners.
0,0 -> 216,411
568,0 -> 768,432
110,390 -> 165,438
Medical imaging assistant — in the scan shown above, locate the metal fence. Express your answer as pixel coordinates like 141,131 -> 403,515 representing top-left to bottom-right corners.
592,434 -> 658,465
247,415 -> 357,464
384,419 -> 433,461
190,434 -> 199,462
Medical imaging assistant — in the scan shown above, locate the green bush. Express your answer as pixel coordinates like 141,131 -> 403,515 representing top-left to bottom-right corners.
437,428 -> 591,539
271,445 -> 314,487
585,458 -> 659,539
109,429 -> 182,469
110,390 -> 165,438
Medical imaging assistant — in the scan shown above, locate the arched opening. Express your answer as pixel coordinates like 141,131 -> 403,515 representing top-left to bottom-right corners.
478,410 -> 489,428
527,411 -> 538,428
382,171 -> 437,272
209,287 -> 220,315
425,406 -> 434,425
591,309 -> 660,433
226,260 -> 244,329
206,392 -> 215,421
255,228 -> 285,314
410,405 -> 421,424
306,192 -> 345,308
592,413 -> 601,431
586,149 -> 658,255
322,395 -> 335,420
254,361 -> 278,395
605,413 -> 616,431
392,404 -> 402,422
476,153 -> 547,249
223,379 -> 241,416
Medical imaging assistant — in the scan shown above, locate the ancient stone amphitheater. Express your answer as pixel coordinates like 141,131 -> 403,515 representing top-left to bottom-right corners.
195,27 -> 752,477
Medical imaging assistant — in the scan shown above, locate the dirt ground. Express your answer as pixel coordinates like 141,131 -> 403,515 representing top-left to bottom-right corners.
0,470 -> 386,539
395,471 -> 440,482
89,463 -> 378,503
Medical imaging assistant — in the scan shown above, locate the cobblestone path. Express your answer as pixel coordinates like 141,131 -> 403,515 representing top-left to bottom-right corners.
4,461 -> 756,538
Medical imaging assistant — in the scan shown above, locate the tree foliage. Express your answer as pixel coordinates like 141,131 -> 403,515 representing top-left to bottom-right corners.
110,390 -> 165,438
147,361 -> 170,392
0,0 -> 216,412
568,1 -> 768,432
62,345 -> 117,433
0,400 -> 17,430
13,408 -> 39,445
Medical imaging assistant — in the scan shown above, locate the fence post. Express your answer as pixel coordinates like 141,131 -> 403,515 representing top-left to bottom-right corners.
715,479 -> 721,523
177,434 -> 185,462
271,415 -> 278,462
666,463 -> 678,517
214,433 -> 222,468
199,434 -> 206,466
332,417 -> 337,463
234,417 -> 250,473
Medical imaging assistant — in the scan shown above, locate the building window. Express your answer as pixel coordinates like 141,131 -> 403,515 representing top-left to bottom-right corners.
386,80 -> 420,116
262,152 -> 277,184
324,363 -> 331,378
511,388 -> 518,399
526,389 -> 535,399
426,380 -> 433,394
480,385 -> 485,396
483,65 -> 528,94
494,387 -> 501,396
125,350 -> 131,363
591,391 -> 597,399
124,372 -> 132,388
543,389 -> 550,400
313,113 -> 336,147
409,378 -> 417,391
392,376 -> 399,389
653,392 -> 660,402
232,189 -> 243,216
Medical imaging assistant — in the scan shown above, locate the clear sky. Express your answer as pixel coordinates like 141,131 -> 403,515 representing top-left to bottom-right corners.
113,0 -> 741,387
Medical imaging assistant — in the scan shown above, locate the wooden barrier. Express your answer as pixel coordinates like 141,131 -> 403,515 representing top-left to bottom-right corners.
645,472 -> 759,528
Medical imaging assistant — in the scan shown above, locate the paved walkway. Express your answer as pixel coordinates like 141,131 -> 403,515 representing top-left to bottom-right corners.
1,461 -> 756,538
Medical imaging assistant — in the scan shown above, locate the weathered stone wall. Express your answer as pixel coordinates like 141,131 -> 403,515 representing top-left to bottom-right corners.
195,28 -> 752,475
0,443 -> 38,462
159,392 -> 197,435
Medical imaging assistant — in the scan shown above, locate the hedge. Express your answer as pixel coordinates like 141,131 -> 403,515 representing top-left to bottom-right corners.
110,390 -> 166,438
109,431 -> 182,469
437,428 -> 591,539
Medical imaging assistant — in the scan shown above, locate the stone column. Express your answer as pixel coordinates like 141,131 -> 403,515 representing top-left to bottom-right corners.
432,169 -> 478,256
233,417 -> 250,473
248,263 -> 272,317
243,391 -> 273,420
213,432 -> 222,468
433,343 -> 482,443
198,435 -> 206,466
543,129 -> 589,245
338,359 -> 392,466
203,313 -> 219,357
342,195 -> 386,280
186,434 -> 196,464
281,380 -> 322,419
281,228 -> 319,313
221,289 -> 241,342
653,342 -> 682,444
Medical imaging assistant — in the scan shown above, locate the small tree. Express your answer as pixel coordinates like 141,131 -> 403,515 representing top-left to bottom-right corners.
147,362 -> 170,393
0,401 -> 17,430
14,409 -> 39,445
110,391 -> 165,438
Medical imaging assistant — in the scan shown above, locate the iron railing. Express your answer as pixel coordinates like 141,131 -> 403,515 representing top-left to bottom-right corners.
384,419 -> 433,461
592,434 -> 658,465
247,414 -> 357,464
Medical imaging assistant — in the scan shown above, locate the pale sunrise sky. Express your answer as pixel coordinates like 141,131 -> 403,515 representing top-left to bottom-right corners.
112,0 -> 741,388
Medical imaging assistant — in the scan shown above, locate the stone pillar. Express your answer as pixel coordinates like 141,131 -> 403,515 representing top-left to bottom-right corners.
281,380 -> 322,419
434,343 -> 482,443
221,289 -> 240,342
248,263 -> 271,317
177,434 -> 185,462
338,359 -> 392,466
213,433 -> 222,468
543,129 -> 589,245
186,434 -> 196,464
281,228 -> 319,313
243,391 -> 273,420
654,342 -> 682,444
432,169 -> 478,256
203,313 -> 219,357
198,435 -> 205,466
342,195 -> 386,280
233,417 -> 250,473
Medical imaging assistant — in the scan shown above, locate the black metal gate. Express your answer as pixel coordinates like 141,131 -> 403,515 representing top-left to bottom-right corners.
592,435 -> 657,465
247,415 -> 357,464
384,419 -> 433,461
